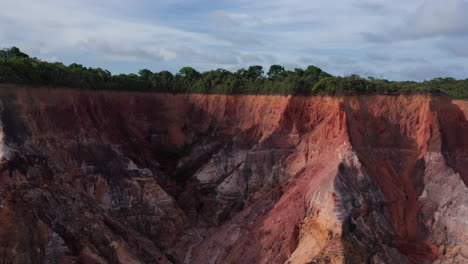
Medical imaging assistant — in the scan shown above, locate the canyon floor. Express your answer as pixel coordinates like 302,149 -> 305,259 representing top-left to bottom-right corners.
0,87 -> 466,264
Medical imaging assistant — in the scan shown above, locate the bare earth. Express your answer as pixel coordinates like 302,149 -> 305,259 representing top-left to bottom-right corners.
0,87 -> 466,264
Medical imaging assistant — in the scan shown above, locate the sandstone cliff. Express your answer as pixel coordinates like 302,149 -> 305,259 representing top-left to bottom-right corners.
0,87 -> 466,264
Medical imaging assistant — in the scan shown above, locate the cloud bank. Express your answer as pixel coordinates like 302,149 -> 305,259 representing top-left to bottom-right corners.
0,0 -> 467,80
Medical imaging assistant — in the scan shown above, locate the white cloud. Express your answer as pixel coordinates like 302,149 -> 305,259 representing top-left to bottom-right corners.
363,0 -> 468,41
397,64 -> 452,80
0,0 -> 223,63
213,10 -> 239,29
441,38 -> 468,57
353,1 -> 392,15
412,0 -> 468,38
211,10 -> 263,46
0,0 -> 467,80
366,53 -> 391,62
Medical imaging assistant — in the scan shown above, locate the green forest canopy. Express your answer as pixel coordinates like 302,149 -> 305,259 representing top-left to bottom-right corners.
0,47 -> 467,99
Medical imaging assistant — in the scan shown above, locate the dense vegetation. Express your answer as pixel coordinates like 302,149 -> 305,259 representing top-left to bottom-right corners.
1,47 -> 467,99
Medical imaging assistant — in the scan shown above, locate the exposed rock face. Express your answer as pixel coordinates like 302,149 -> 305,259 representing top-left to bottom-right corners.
0,87 -> 466,264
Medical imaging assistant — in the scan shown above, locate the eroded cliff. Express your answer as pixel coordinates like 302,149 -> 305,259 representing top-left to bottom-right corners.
0,87 -> 466,264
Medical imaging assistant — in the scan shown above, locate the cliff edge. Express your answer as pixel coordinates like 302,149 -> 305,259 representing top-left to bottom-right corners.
0,87 -> 466,264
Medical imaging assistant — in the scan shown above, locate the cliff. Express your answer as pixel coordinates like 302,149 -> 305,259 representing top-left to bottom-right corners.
0,87 -> 466,264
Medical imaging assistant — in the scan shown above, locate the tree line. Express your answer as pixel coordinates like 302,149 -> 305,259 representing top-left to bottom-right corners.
1,47 -> 467,99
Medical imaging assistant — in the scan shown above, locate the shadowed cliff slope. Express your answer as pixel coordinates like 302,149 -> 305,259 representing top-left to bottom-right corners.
0,87 -> 466,264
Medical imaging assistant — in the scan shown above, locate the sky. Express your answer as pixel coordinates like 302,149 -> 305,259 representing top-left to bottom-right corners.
1,0 -> 468,80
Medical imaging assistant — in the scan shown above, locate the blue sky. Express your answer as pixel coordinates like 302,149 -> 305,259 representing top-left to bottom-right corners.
1,0 -> 468,80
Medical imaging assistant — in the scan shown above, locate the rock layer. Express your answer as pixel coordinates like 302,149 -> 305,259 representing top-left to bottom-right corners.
0,87 -> 466,264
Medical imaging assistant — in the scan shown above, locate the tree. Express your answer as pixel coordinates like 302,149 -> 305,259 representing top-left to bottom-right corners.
1,46 -> 467,98
246,65 -> 263,79
68,63 -> 86,72
305,65 -> 325,81
138,69 -> 153,80
179,67 -> 200,80
155,71 -> 174,92
235,68 -> 247,78
267,65 -> 285,78
0,46 -> 29,59
294,68 -> 305,77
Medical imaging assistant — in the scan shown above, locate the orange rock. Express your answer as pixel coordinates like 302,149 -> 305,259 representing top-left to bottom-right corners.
0,87 -> 465,263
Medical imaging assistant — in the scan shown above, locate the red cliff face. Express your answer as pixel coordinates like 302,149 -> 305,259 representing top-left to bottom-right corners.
0,87 -> 466,264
